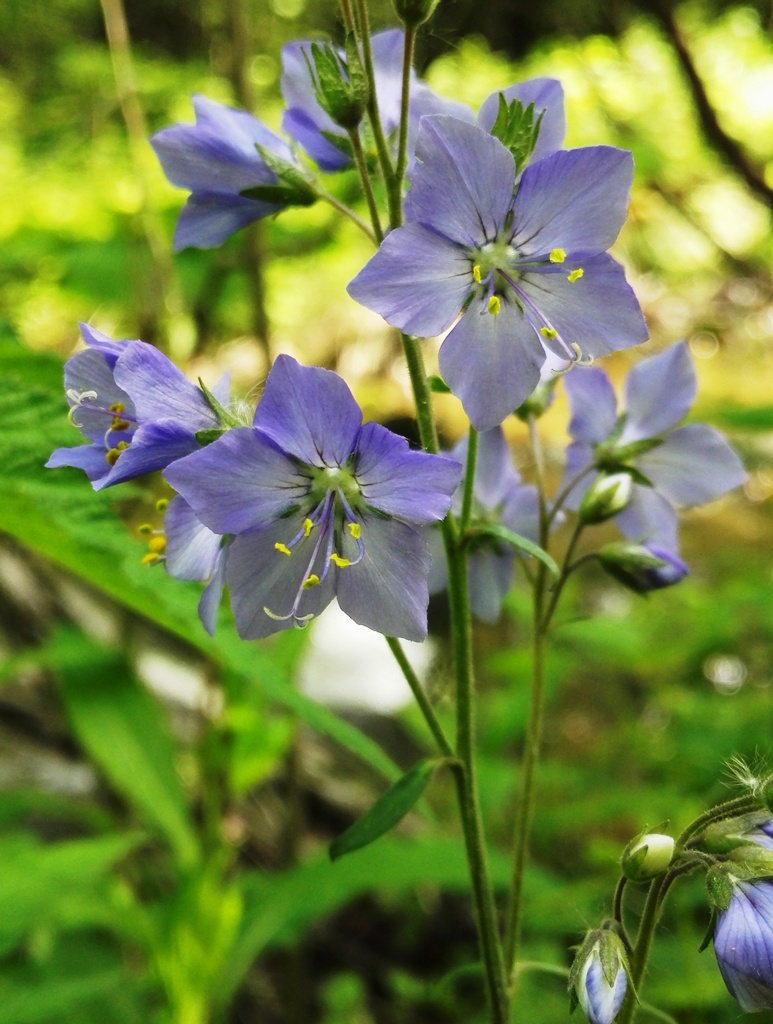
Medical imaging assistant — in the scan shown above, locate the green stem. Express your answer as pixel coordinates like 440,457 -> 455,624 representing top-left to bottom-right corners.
540,519 -> 584,630
347,128 -> 384,243
390,22 -> 416,224
459,427 -> 479,535
677,794 -> 760,849
316,187 -> 377,242
385,636 -> 454,757
616,876 -> 667,1024
400,333 -> 438,453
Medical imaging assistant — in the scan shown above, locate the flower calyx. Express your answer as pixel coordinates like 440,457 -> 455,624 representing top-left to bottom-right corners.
578,472 -> 633,525
490,92 -> 545,172
621,829 -> 675,881
569,922 -> 631,1024
241,145 -> 318,207
301,36 -> 369,132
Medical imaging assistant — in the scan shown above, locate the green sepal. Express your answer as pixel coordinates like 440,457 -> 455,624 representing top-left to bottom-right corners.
698,906 -> 718,953
330,758 -> 444,861
700,810 -> 771,854
198,378 -> 242,429
490,94 -> 545,170
195,428 -> 227,447
240,145 -> 318,207
303,39 -> 368,130
427,374 -> 451,394
706,865 -> 736,913
463,524 -> 560,578
392,0 -> 440,27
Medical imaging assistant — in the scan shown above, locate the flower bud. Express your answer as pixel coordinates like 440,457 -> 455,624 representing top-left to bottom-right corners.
598,542 -> 688,593
701,811 -> 773,856
621,832 -> 674,881
570,925 -> 629,1024
578,473 -> 632,525
392,0 -> 441,27
304,39 -> 369,130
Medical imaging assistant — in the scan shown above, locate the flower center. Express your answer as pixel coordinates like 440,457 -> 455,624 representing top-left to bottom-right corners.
66,388 -> 138,466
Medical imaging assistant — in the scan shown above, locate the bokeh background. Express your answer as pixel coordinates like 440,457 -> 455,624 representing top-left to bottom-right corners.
1,0 -> 772,1021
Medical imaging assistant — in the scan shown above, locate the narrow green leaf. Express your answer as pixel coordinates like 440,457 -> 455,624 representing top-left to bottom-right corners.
0,970 -> 126,1024
329,759 -> 438,862
466,525 -> 560,577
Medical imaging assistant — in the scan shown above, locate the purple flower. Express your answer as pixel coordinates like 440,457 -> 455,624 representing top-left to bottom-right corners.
429,428 -> 538,621
714,878 -> 773,1011
281,29 -> 471,172
151,95 -> 309,250
46,323 -> 230,490
598,541 -> 689,593
164,496 -> 229,636
164,355 -> 461,641
347,116 -> 647,430
573,933 -> 628,1024
562,342 -> 747,553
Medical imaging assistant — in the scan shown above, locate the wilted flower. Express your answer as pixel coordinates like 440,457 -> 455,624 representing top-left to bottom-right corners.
348,116 -> 647,430
562,342 -> 747,553
713,877 -> 773,1012
429,428 -> 538,622
164,355 -> 461,640
151,95 -> 314,250
46,323 -> 231,490
570,927 -> 629,1024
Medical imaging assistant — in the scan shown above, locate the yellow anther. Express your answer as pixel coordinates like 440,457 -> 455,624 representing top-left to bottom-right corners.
302,574 -> 320,590
109,402 -> 124,413
275,543 -> 292,556
141,552 -> 160,565
540,327 -> 557,339
117,441 -> 130,450
156,498 -> 169,513
330,554 -> 350,568
105,448 -> 122,466
111,417 -> 131,431
138,523 -> 153,535
472,265 -> 482,283
488,295 -> 501,315
568,268 -> 584,283
302,518 -> 314,538
149,535 -> 166,554
549,248 -> 566,264
348,522 -> 361,540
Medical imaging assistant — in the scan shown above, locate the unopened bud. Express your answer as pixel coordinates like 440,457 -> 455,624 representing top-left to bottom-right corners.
622,832 -> 674,880
578,473 -> 632,525
569,924 -> 629,1024
598,542 -> 688,593
392,0 -> 441,27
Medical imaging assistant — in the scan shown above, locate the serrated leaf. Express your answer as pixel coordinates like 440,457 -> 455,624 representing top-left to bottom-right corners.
465,525 -> 559,577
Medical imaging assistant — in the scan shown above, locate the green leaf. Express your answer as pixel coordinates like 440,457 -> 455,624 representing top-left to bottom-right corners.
329,759 -> 439,861
465,525 -> 560,577
0,969 -> 127,1024
57,649 -> 199,868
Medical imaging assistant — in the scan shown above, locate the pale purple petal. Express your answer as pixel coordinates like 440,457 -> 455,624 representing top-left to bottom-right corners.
478,78 -> 566,166
164,496 -> 223,581
637,424 -> 746,507
455,427 -> 522,510
281,41 -> 341,138
46,443 -> 111,485
78,322 -> 132,367
621,342 -> 696,441
355,421 -> 460,523
371,28 -> 406,133
580,956 -> 627,1024
114,342 -> 217,428
253,355 -> 362,467
173,192 -> 277,251
513,146 -> 633,256
559,440 -> 596,511
564,367 -> 619,444
467,548 -> 513,623
715,881 -> 773,1012
198,544 -> 229,636
520,253 -> 648,358
227,520 -> 336,639
164,427 -> 311,534
615,486 -> 680,551
63,347 -> 135,444
336,514 -> 430,641
281,108 -> 349,171
502,484 -> 540,542
98,419 -> 200,488
406,116 -> 515,247
406,84 -> 473,174
439,299 -> 543,431
347,222 -> 471,337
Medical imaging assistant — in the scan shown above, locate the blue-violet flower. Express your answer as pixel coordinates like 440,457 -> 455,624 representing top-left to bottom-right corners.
713,878 -> 773,1011
164,496 -> 229,636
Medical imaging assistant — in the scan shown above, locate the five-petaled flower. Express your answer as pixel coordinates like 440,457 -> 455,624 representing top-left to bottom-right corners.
46,323 -> 231,489
347,115 -> 648,430
164,355 -> 461,640
562,342 -> 747,556
713,877 -> 773,1012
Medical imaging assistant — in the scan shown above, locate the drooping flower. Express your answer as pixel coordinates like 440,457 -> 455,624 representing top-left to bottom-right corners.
163,496 -> 229,636
429,428 -> 539,622
151,95 -> 314,250
164,355 -> 461,640
46,323 -> 232,490
281,28 -> 472,173
348,115 -> 647,430
713,877 -> 773,1011
597,541 -> 689,593
562,342 -> 747,556
570,928 -> 629,1024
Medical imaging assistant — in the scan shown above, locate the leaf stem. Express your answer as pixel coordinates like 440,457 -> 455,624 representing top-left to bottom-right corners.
347,128 -> 384,243
459,427 -> 479,535
316,187 -> 377,242
386,636 -> 454,757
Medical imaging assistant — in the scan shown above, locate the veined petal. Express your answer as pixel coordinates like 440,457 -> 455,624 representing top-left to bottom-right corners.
638,424 -> 746,507
715,881 -> 773,1012
513,146 -> 633,256
227,520 -> 336,639
198,544 -> 229,636
114,341 -> 217,427
63,347 -> 135,444
521,253 -> 648,359
164,496 -> 223,581
579,956 -> 627,1024
347,222 -> 470,338
164,427 -> 311,535
564,367 -> 619,444
336,514 -> 431,641
46,443 -> 112,486
615,486 -> 679,551
478,78 -> 566,167
78,322 -> 131,367
253,355 -> 362,468
173,192 -> 277,251
406,116 -> 515,247
99,420 -> 200,488
439,298 -> 543,431
622,342 -> 696,441
355,421 -> 460,523
467,548 -> 514,623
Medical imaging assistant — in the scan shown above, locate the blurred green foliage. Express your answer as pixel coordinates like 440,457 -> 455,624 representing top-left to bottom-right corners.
0,0 -> 772,1021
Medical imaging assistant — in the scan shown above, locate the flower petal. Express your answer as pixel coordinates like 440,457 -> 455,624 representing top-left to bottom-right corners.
173,192 -> 275,250
638,424 -> 746,507
615,485 -> 680,550
478,78 -> 566,167
347,222 -> 471,338
198,544 -> 229,636
114,341 -> 216,427
46,443 -> 111,486
336,514 -> 431,641
281,108 -> 349,172
100,420 -> 200,488
164,427 -> 311,534
622,342 -> 696,441
454,427 -> 522,510
558,440 -> 596,511
78,322 -> 132,367
253,355 -> 362,468
715,881 -> 773,1012
502,483 -> 540,542
580,957 -> 627,1024
63,347 -> 135,444
406,116 -> 515,247
513,146 -> 633,255
355,421 -> 460,523
438,298 -> 543,431
467,548 -> 514,623
564,367 -> 619,444
164,496 -> 223,581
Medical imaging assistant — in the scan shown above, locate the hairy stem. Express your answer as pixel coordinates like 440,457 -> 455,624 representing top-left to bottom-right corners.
459,427 -> 479,535
386,636 -> 454,757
